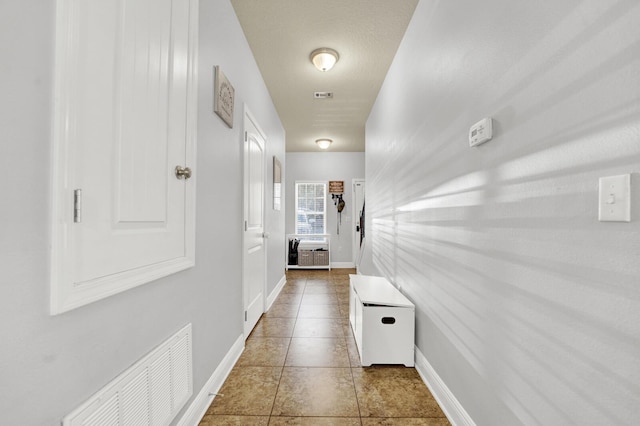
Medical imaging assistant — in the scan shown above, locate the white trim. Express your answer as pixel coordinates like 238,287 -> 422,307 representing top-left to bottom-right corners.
331,262 -> 355,269
183,0 -> 199,298
177,334 -> 244,426
53,258 -> 195,314
266,274 -> 287,311
414,346 -> 476,426
351,178 -> 365,269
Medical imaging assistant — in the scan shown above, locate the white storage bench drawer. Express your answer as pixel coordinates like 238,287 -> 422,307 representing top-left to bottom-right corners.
349,274 -> 415,367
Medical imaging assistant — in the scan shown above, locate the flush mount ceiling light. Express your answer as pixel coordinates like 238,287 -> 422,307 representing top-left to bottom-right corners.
310,48 -> 339,72
316,138 -> 333,149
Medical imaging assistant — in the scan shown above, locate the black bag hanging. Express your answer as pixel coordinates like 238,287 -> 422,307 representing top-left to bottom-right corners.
332,194 -> 346,234
288,238 -> 299,265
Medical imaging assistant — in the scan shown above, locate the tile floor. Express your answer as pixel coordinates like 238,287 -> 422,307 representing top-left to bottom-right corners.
200,268 -> 450,425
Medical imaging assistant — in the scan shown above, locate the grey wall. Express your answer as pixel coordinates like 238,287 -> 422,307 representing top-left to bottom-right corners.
286,152 -> 365,265
366,0 -> 640,425
198,2 -> 287,301
0,1 -> 284,424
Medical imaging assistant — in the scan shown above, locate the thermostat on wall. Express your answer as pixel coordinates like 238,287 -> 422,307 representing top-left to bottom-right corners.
469,117 -> 493,147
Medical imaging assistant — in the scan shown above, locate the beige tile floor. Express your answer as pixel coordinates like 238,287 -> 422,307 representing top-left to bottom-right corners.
200,269 -> 450,425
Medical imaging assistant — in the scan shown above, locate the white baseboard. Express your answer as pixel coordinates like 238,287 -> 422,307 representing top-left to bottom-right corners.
177,334 -> 244,426
266,274 -> 286,311
331,262 -> 355,269
414,346 -> 476,426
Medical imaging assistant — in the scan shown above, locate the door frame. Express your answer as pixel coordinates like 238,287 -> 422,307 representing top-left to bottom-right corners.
241,106 -> 268,338
352,179 -> 365,269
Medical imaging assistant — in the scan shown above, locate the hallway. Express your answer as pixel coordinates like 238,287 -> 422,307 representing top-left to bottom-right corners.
199,269 -> 450,425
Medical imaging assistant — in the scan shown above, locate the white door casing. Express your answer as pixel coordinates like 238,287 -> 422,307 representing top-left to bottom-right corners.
353,179 -> 365,268
243,109 -> 267,337
50,0 -> 198,314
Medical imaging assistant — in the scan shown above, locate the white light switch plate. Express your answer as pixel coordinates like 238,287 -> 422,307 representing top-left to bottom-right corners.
598,174 -> 631,222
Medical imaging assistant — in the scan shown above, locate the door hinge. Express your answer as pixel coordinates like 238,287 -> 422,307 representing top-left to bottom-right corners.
244,220 -> 248,231
73,189 -> 82,223
244,131 -> 247,142
244,311 -> 247,321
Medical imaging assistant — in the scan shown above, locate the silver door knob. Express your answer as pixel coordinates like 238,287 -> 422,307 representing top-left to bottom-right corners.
175,166 -> 192,180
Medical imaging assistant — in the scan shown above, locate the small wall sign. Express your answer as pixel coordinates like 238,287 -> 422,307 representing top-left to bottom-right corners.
329,181 -> 344,194
214,66 -> 235,128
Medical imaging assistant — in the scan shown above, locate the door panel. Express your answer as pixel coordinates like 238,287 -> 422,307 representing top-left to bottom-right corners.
51,0 -> 198,313
243,111 -> 266,337
74,0 -> 187,281
248,140 -> 265,228
116,0 -> 172,223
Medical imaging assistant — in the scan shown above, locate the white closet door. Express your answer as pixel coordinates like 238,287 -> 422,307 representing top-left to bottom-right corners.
51,0 -> 198,314
243,111 -> 267,337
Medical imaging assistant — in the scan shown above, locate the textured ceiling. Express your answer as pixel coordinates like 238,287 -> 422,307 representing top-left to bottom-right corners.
231,0 -> 419,152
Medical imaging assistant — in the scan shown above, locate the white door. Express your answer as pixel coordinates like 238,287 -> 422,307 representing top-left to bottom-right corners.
243,111 -> 267,337
51,0 -> 198,314
352,179 -> 365,268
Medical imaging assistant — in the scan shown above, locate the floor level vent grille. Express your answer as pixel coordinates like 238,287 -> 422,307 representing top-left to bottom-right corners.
63,324 -> 193,426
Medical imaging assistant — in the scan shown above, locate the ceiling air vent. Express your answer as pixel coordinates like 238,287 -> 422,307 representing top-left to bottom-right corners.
313,91 -> 333,99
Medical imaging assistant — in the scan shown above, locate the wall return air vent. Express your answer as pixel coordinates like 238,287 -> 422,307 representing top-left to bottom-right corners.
62,324 -> 193,426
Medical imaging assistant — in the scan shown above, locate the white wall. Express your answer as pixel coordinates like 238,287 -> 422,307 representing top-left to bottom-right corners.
286,152 -> 365,265
366,0 -> 640,425
0,1 -> 284,424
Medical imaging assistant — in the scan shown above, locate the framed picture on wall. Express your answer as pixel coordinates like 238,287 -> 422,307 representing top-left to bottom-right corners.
213,66 -> 235,128
273,156 -> 282,210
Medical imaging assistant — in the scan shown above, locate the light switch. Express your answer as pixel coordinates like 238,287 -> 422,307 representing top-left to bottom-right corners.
598,174 -> 631,222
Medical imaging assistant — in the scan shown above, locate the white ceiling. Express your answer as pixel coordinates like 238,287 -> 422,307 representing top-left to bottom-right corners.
231,0 -> 419,152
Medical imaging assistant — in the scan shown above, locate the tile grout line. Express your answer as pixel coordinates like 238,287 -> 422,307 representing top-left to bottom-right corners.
341,272 -> 363,424
204,271 -> 362,424
267,276 -> 305,421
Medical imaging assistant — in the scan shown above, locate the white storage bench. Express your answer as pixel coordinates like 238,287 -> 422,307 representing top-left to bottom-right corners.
349,274 -> 415,367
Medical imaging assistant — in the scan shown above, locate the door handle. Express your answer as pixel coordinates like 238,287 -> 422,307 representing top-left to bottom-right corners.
175,166 -> 192,180
262,232 -> 270,239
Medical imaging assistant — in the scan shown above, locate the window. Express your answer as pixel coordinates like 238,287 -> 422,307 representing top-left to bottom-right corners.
295,182 -> 326,237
